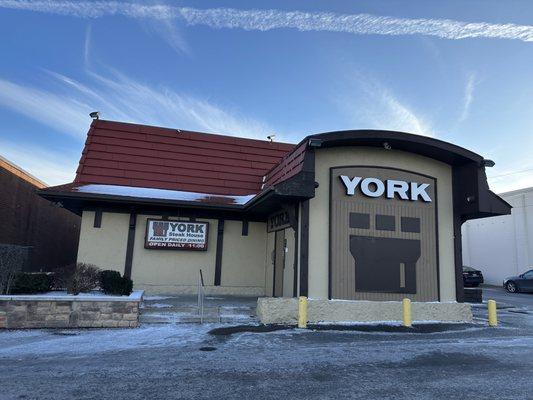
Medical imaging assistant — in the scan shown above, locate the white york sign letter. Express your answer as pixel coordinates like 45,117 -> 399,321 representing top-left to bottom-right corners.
410,182 -> 431,202
360,178 -> 385,198
386,180 -> 409,200
340,175 -> 362,195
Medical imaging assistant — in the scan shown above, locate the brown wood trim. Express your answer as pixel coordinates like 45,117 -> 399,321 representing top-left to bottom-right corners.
293,204 -> 299,298
299,200 -> 310,297
452,167 -> 465,303
452,214 -> 465,302
93,209 -> 102,228
272,230 -> 278,297
214,219 -> 224,286
124,212 -> 137,279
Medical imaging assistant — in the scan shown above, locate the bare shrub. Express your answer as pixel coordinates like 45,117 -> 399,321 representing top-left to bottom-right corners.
50,263 -> 76,290
67,263 -> 101,295
0,244 -> 29,295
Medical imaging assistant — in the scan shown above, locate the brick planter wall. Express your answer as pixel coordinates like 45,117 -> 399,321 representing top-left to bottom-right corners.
0,291 -> 143,329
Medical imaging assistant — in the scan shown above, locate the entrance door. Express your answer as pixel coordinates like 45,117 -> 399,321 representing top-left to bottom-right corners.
273,230 -> 285,297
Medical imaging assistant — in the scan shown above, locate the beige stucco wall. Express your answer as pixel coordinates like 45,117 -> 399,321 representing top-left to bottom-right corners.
77,211 -> 129,273
221,220 -> 268,290
131,215 -> 218,292
77,212 -> 269,295
309,146 -> 456,301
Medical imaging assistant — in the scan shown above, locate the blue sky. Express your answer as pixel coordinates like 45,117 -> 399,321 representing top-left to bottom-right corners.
0,0 -> 532,192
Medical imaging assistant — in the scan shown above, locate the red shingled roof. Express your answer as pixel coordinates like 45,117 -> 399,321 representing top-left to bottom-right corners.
73,120 -> 296,196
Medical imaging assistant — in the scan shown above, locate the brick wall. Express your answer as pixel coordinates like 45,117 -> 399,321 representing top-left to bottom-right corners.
0,166 -> 80,271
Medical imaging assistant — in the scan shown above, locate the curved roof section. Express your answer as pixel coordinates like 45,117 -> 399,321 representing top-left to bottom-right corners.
310,129 -> 485,165
264,129 -> 487,188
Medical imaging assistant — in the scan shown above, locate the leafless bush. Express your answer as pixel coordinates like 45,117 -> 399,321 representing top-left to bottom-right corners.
67,263 -> 101,295
0,244 -> 29,295
50,263 -> 76,290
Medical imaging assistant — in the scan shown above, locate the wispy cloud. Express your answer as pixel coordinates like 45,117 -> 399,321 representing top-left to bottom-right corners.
0,67 -> 276,184
0,139 -> 78,186
336,73 -> 433,137
1,1 -> 533,42
459,72 -> 479,122
84,24 -> 91,66
0,68 -> 274,139
136,4 -> 189,55
0,79 -> 93,137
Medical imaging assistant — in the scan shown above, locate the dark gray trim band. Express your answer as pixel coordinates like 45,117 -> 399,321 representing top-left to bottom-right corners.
293,204 -> 299,298
214,219 -> 224,286
299,200 -> 310,297
124,212 -> 136,279
93,209 -> 102,228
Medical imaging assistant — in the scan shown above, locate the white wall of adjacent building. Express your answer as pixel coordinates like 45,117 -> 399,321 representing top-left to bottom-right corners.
462,187 -> 533,285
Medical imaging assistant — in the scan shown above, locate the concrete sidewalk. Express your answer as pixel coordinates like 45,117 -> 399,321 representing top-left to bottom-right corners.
140,294 -> 258,324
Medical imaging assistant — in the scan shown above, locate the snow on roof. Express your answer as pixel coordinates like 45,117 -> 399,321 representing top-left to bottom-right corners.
74,184 -> 256,205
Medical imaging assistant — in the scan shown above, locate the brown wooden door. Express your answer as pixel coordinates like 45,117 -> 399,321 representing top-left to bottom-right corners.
273,230 -> 285,297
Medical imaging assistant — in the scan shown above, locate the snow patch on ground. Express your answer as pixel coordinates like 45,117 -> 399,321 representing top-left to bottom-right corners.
146,303 -> 173,309
143,296 -> 174,301
0,324 -> 213,358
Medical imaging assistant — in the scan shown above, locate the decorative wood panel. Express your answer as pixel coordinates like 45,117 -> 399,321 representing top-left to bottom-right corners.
330,166 -> 439,301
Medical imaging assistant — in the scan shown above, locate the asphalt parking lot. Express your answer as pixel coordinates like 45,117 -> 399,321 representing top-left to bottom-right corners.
1,290 -> 532,400
481,285 -> 533,309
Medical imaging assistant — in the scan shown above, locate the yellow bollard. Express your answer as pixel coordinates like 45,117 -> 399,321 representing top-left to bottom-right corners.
298,296 -> 308,328
488,299 -> 498,327
402,298 -> 412,327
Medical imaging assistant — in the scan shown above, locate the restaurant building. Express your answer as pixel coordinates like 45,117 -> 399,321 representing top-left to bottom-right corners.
39,119 -> 511,303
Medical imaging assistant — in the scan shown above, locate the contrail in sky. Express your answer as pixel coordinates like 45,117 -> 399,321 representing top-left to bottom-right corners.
1,0 -> 533,42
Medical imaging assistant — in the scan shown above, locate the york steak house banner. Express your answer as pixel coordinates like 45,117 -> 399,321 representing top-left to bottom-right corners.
145,219 -> 209,250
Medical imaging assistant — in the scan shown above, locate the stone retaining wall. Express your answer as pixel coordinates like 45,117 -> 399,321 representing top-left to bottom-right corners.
0,291 -> 143,329
257,298 -> 473,325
